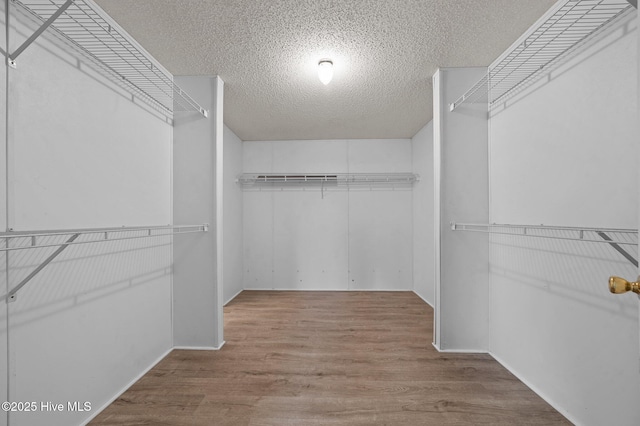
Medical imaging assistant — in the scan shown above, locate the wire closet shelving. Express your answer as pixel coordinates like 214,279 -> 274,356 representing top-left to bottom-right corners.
10,0 -> 208,118
451,223 -> 636,245
4,224 -> 209,302
237,173 -> 420,190
4,1 -> 211,301
449,0 -> 635,112
1,224 -> 209,252
451,222 -> 638,266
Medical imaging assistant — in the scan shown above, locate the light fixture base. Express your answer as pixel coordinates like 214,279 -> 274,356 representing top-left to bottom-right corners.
318,59 -> 334,85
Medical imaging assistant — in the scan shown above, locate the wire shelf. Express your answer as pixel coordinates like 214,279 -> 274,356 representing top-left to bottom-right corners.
451,222 -> 637,245
0,224 -> 209,252
451,222 -> 638,266
450,0 -> 634,111
237,173 -> 419,189
3,223 -> 208,301
11,0 -> 208,118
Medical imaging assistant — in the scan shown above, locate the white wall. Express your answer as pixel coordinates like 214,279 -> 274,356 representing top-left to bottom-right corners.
489,13 -> 639,426
3,7 -> 173,426
412,121 -> 434,305
223,125 -> 243,304
0,0 -> 8,419
242,139 -> 413,291
173,76 -> 224,349
0,0 -> 7,420
433,67 -> 489,352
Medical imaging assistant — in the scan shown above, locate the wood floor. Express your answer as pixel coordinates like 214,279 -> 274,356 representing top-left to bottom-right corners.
90,291 -> 570,425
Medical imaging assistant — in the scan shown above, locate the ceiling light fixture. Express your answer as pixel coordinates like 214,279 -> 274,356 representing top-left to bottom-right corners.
318,59 -> 333,85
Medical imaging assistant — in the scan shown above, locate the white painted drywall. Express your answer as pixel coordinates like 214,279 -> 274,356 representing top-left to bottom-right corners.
0,0 -> 8,422
242,190 -> 274,290
242,139 -> 413,291
433,67 -> 489,352
412,121 -> 434,305
4,8 -> 173,426
347,140 -> 413,291
348,190 -> 412,290
223,125 -> 243,304
489,13 -> 639,426
273,190 -> 349,290
173,76 -> 224,349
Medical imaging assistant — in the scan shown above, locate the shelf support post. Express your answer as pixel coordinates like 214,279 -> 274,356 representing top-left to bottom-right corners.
8,0 -> 75,66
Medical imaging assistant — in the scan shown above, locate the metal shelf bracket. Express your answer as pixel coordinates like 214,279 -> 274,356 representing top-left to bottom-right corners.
4,224 -> 207,303
7,232 -> 79,303
596,231 -> 638,267
8,0 -> 75,66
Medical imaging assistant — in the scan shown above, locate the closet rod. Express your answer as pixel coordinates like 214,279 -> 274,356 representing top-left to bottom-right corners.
0,224 -> 208,252
237,173 -> 419,187
450,222 -> 637,246
451,222 -> 638,267
5,224 -> 208,302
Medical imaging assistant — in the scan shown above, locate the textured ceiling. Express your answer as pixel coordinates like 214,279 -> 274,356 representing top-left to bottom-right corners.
94,0 -> 556,141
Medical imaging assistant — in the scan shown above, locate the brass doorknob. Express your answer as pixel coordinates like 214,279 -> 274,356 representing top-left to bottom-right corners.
608,276 -> 640,294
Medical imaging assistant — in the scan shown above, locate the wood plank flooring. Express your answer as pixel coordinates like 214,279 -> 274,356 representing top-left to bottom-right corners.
90,291 -> 570,425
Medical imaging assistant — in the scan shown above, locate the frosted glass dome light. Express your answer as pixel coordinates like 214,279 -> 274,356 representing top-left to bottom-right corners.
318,60 -> 333,85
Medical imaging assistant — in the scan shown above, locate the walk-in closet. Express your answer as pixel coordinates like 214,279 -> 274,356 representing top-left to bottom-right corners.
0,0 -> 638,425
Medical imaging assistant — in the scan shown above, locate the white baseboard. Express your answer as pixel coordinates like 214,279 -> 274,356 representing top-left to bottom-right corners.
412,290 -> 434,307
81,346 -> 173,426
243,287 -> 413,292
174,341 -> 225,351
224,288 -> 244,306
489,352 -> 578,426
83,341 -> 227,424
432,342 -> 488,354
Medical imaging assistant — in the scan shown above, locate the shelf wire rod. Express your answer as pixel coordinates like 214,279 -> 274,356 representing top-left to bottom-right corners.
13,0 -> 206,116
0,232 -> 190,253
488,0 -> 593,102
0,223 -> 208,239
489,0 -> 631,105
451,222 -> 637,246
452,222 -> 637,234
0,224 -> 207,252
14,1 -> 173,112
61,1 -> 174,104
9,0 -> 75,62
449,73 -> 489,111
4,224 -> 206,301
451,0 -> 631,111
